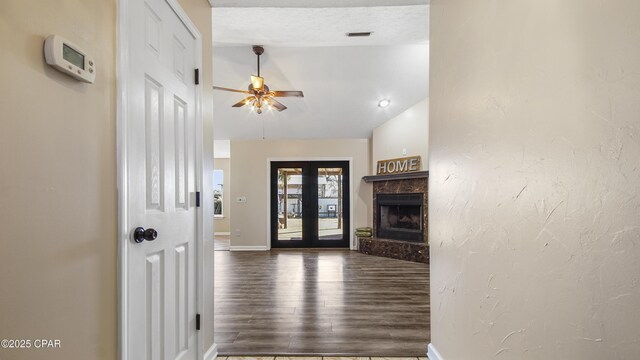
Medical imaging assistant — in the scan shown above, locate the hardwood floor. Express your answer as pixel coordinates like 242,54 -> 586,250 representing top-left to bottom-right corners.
215,235 -> 231,251
214,249 -> 430,356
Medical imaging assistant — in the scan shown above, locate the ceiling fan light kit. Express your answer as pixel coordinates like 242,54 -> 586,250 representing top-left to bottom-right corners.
213,45 -> 304,114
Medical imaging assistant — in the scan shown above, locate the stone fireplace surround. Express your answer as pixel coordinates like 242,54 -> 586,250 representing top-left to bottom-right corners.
359,171 -> 429,263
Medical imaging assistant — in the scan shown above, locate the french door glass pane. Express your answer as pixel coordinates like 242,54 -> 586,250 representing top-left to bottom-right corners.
318,168 -> 343,241
277,168 -> 303,241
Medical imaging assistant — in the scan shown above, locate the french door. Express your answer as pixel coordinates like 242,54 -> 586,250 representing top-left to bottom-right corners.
271,161 -> 350,248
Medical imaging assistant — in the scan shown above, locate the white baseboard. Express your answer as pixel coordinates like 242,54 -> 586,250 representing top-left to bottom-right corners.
229,245 -> 268,251
428,343 -> 443,360
203,343 -> 218,360
214,232 -> 230,236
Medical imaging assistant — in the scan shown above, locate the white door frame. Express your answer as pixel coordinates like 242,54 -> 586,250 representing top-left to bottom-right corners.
116,0 -> 206,359
265,157 -> 356,251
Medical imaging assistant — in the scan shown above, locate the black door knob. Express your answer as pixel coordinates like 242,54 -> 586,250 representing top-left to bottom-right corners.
133,227 -> 158,243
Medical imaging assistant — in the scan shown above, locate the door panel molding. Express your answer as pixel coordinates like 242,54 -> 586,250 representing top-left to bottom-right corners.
117,0 -> 206,359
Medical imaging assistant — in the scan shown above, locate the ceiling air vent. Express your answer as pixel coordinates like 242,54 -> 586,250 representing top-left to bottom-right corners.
346,32 -> 373,37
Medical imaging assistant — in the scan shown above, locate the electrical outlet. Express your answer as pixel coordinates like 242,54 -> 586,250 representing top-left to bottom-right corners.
236,196 -> 247,203
402,148 -> 407,156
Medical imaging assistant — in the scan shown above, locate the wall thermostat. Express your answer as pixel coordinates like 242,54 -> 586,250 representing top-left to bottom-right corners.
44,35 -> 95,83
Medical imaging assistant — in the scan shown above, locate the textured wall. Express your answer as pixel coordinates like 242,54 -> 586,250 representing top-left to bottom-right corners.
429,1 -> 640,359
372,97 -> 429,172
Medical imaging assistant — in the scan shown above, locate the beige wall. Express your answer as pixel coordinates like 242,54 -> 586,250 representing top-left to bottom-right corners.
0,1 -> 117,359
214,158 -> 231,233
0,0 -> 214,358
372,98 -> 429,172
230,139 -> 372,248
429,1 -> 640,359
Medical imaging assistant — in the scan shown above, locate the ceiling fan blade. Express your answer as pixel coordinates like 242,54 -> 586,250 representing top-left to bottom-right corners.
271,90 -> 304,98
213,86 -> 251,94
251,75 -> 264,91
232,97 -> 254,108
267,98 -> 287,112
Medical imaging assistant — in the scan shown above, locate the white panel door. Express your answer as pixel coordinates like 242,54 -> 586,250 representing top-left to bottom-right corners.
124,0 -> 198,359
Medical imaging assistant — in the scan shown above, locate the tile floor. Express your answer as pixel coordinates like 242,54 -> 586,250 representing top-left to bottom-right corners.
219,357 -> 429,360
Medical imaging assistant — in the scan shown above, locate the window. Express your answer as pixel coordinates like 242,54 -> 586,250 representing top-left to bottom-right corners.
214,170 -> 223,217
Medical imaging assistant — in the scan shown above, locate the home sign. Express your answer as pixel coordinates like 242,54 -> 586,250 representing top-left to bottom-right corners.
377,156 -> 421,175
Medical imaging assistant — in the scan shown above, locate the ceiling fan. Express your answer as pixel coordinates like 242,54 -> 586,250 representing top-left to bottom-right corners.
213,45 -> 304,114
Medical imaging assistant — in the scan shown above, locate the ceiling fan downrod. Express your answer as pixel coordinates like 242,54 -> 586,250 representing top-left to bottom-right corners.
253,45 -> 264,77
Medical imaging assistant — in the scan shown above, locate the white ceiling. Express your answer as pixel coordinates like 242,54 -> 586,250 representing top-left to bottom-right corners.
212,6 -> 429,47
211,4 -> 429,140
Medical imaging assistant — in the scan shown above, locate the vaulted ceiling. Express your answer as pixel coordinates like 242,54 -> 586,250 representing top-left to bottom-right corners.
211,2 -> 429,140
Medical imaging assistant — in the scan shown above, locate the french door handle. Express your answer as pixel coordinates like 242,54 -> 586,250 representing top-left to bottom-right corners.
133,227 -> 158,243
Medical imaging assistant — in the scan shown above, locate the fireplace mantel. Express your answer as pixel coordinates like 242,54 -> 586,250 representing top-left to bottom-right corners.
362,171 -> 429,183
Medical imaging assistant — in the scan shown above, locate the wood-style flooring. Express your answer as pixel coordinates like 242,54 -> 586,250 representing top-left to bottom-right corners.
215,235 -> 231,251
215,249 -> 430,356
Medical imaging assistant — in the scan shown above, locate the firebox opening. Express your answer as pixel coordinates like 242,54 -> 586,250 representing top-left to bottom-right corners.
380,205 -> 422,231
376,193 -> 424,242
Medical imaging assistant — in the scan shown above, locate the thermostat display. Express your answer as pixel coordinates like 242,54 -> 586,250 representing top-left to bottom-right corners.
63,44 -> 84,69
44,35 -> 95,83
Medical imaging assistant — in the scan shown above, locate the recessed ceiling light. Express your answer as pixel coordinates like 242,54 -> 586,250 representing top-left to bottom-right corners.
378,99 -> 391,108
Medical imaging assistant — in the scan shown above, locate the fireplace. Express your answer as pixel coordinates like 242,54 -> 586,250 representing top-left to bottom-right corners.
359,171 -> 429,263
376,193 -> 424,242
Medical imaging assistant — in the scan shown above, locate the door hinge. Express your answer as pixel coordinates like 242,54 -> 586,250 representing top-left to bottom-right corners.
196,191 -> 201,207
194,68 -> 200,85
196,314 -> 201,331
